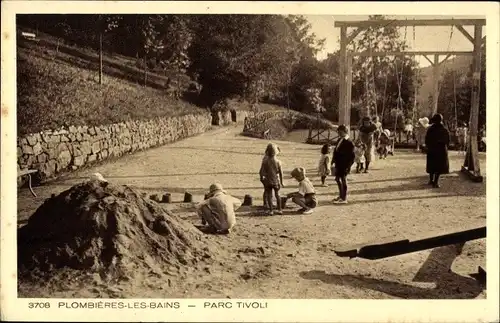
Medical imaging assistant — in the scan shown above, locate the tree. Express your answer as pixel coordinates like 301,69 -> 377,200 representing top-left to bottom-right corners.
94,15 -> 122,84
186,14 -> 324,109
437,49 -> 486,132
350,15 -> 418,127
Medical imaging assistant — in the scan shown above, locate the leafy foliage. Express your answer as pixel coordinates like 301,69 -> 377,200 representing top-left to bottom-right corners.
350,15 -> 419,127
19,14 -> 477,133
436,50 -> 486,132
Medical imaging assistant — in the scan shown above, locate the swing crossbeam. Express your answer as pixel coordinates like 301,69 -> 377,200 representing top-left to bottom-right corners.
348,50 -> 474,57
336,18 -> 485,182
334,19 -> 486,28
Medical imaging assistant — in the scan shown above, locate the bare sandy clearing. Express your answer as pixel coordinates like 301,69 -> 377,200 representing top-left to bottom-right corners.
17,125 -> 486,299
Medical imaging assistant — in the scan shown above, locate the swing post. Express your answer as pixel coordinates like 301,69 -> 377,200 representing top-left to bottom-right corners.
461,23 -> 483,182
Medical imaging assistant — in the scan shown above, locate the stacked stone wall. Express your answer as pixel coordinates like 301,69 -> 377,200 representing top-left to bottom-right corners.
17,113 -> 212,180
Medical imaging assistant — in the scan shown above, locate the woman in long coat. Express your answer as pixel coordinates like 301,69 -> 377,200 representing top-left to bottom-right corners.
425,114 -> 450,188
358,116 -> 378,173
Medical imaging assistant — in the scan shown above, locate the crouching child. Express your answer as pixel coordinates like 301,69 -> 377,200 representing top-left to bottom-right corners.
285,167 -> 317,215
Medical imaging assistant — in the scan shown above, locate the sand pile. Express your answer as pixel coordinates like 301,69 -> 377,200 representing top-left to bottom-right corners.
18,179 -> 215,282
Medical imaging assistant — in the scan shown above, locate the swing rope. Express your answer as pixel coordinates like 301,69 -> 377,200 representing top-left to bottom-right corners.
412,25 -> 419,125
390,24 -> 408,150
453,70 -> 458,130
370,34 -> 378,118
393,25 -> 407,133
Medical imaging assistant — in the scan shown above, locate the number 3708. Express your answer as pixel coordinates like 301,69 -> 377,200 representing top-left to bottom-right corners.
28,302 -> 50,309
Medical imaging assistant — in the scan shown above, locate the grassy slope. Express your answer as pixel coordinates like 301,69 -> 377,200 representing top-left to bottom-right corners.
17,39 -> 206,136
16,29 -> 282,136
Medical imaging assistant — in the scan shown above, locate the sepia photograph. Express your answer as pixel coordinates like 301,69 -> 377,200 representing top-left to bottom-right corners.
2,1 -> 499,322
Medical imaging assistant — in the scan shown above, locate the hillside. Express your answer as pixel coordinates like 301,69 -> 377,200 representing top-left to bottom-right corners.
16,28 -> 279,136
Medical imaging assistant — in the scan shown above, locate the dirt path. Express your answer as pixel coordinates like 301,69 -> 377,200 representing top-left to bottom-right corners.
18,125 -> 487,299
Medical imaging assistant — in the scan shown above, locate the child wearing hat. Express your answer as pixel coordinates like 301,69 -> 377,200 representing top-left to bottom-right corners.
197,183 -> 242,234
331,124 -> 355,204
285,167 -> 317,215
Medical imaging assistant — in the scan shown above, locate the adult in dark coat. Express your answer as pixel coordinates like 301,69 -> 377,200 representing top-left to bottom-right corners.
358,116 -> 378,173
331,125 -> 355,203
425,113 -> 450,188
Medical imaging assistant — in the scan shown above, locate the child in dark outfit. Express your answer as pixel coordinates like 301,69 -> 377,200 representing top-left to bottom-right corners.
331,125 -> 355,204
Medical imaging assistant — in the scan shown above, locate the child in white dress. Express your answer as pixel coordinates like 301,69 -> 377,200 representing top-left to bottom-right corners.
354,140 -> 366,173
317,144 -> 331,187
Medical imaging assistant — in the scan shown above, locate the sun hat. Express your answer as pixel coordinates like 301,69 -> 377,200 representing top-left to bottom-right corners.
383,129 -> 391,137
418,117 -> 429,127
89,172 -> 107,182
431,113 -> 443,124
207,183 -> 226,197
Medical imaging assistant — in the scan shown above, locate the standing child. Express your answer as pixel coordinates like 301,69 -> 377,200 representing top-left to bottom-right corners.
354,140 -> 366,173
259,143 -> 285,215
331,125 -> 355,204
286,167 -> 317,215
318,144 -> 331,187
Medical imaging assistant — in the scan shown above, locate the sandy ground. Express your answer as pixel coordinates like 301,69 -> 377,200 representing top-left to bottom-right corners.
17,125 -> 487,299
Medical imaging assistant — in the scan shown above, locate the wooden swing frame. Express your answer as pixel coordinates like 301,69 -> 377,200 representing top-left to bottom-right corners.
335,18 -> 486,182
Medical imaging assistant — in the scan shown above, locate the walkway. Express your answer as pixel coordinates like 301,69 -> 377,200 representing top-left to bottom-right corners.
17,125 -> 487,299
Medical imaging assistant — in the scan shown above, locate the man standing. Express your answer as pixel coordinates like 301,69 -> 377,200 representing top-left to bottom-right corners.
197,183 -> 242,234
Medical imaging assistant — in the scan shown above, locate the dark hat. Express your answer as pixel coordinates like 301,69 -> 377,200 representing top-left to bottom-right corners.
337,124 -> 348,133
431,114 -> 443,124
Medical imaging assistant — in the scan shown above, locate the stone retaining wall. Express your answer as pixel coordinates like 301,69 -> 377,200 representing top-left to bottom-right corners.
17,113 -> 214,181
242,110 -> 335,139
17,109 -> 255,182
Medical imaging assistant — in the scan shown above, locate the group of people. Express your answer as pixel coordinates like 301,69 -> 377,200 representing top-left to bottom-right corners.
196,113 -> 454,235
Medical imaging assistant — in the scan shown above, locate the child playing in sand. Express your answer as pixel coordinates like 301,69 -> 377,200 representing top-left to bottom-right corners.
332,125 -> 355,204
354,140 -> 366,173
318,144 -> 331,187
259,143 -> 284,215
285,167 -> 317,215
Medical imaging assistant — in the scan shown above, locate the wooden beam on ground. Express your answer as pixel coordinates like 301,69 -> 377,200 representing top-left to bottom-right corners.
348,50 -> 473,57
334,227 -> 486,260
461,165 -> 484,182
334,19 -> 486,28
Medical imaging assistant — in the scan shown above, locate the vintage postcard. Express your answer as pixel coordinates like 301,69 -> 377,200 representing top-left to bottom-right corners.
1,1 -> 499,322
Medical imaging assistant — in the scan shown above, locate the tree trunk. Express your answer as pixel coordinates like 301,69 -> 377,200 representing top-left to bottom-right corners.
143,55 -> 148,87
98,32 -> 103,85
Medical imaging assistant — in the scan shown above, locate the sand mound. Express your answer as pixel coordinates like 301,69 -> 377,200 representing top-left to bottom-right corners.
18,180 -> 215,282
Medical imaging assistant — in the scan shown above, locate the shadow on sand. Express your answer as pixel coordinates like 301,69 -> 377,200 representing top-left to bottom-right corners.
300,244 -> 485,299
